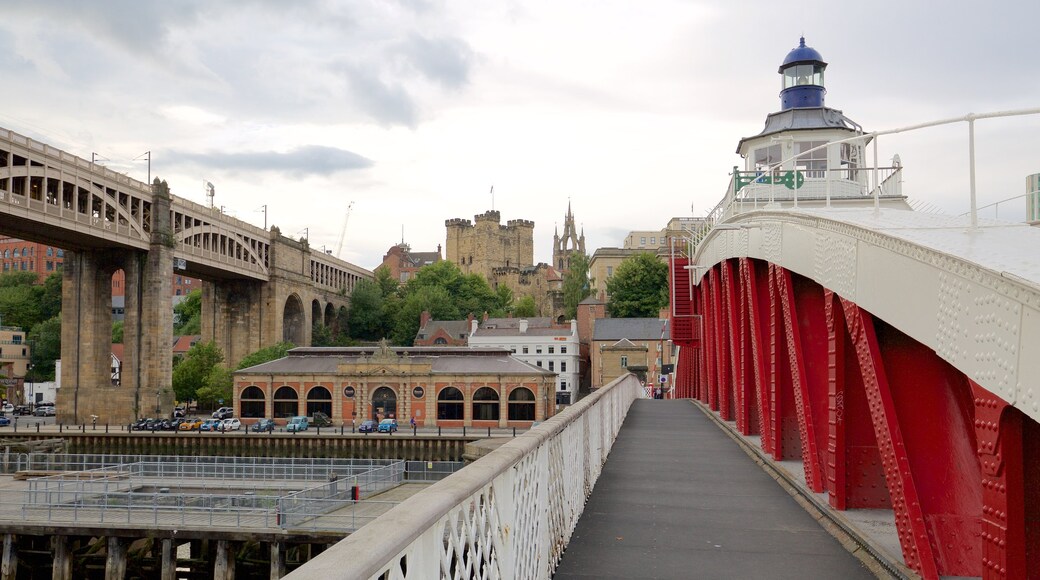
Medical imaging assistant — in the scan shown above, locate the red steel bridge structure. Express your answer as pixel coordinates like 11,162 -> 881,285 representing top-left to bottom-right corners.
668,204 -> 1040,578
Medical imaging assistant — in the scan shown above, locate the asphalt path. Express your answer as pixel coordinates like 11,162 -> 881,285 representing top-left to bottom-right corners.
553,399 -> 875,580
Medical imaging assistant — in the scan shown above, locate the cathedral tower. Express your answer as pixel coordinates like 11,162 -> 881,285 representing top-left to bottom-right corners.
552,202 -> 586,273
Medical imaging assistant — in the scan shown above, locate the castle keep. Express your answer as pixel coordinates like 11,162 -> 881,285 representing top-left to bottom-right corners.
445,210 -> 534,280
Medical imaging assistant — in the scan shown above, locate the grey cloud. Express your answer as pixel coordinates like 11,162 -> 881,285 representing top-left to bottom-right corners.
401,33 -> 473,88
166,145 -> 373,176
339,64 -> 419,127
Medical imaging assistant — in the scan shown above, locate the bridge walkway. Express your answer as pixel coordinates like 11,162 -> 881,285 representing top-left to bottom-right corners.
554,399 -> 877,579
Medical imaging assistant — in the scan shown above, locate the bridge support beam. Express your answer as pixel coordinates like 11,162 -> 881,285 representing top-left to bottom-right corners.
213,540 -> 235,580
160,538 -> 175,580
271,542 -> 286,579
105,537 -> 127,580
52,535 -> 72,580
57,180 -> 174,425
1,534 -> 15,580
202,280 -> 267,368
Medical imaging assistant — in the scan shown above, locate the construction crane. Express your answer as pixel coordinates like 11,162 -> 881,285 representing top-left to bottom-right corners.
336,201 -> 355,258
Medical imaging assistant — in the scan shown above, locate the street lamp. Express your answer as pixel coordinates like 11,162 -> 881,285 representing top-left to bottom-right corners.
134,151 -> 151,184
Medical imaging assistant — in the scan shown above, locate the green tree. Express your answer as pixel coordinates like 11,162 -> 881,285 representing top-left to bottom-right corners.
112,320 -> 124,343
39,272 -> 62,321
513,295 -> 538,317
495,285 -> 514,314
347,279 -> 386,341
606,253 -> 669,318
562,253 -> 594,319
312,322 -> 335,346
392,285 -> 455,345
197,366 -> 233,407
374,265 -> 399,297
174,289 -> 202,335
171,340 -> 224,403
235,341 -> 295,370
0,281 -> 41,330
386,261 -> 503,345
0,271 -> 38,288
28,315 -> 61,381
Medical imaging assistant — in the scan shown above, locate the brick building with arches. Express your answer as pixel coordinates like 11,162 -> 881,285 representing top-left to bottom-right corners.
233,342 -> 556,428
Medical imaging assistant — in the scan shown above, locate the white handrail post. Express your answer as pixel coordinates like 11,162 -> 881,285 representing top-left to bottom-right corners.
968,114 -> 978,228
872,135 -> 880,214
825,161 -> 832,207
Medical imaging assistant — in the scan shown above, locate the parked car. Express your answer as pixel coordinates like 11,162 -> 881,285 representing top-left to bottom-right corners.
33,406 -> 56,417
0,415 -> 10,427
172,406 -> 186,418
286,416 -> 309,432
222,418 -> 241,431
179,418 -> 203,431
13,405 -> 31,416
212,407 -> 234,420
377,418 -> 398,433
312,411 -> 333,427
199,419 -> 223,432
358,419 -> 377,433
1,403 -> 13,414
252,418 -> 276,433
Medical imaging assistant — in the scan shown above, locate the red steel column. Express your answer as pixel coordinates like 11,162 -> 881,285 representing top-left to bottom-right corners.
775,268 -> 824,492
840,297 -> 938,579
824,290 -> 847,509
735,259 -> 754,433
741,259 -> 770,443
711,268 -> 727,413
767,265 -> 787,461
719,260 -> 738,421
971,381 -> 1032,579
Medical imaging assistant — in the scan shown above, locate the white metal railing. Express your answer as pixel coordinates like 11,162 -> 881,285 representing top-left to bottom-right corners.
691,108 -> 1040,256
285,373 -> 644,580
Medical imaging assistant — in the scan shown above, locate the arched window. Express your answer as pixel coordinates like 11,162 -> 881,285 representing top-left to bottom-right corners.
12,249 -> 18,258
472,387 -> 500,421
240,386 -> 266,418
306,386 -> 333,417
508,387 -> 536,421
371,386 -> 397,420
438,387 -> 464,420
434,337 -> 448,345
273,386 -> 299,418
46,247 -> 53,257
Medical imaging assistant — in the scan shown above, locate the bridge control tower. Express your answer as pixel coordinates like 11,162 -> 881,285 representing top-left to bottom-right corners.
726,37 -> 909,210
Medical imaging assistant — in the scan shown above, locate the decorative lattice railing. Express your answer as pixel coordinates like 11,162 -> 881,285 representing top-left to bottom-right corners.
285,373 -> 643,580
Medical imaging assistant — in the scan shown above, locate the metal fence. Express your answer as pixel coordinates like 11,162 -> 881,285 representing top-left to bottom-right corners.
5,454 -> 463,533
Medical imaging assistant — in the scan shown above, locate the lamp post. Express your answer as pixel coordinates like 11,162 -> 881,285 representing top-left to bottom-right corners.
134,151 -> 151,184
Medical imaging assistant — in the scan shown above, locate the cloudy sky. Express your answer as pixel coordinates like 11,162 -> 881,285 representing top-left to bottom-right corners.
1,0 -> 1037,270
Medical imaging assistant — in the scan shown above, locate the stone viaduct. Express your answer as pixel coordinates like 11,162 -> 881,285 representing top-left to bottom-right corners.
0,126 -> 371,425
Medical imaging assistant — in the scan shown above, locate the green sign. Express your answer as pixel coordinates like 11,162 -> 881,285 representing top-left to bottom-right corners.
736,170 -> 805,191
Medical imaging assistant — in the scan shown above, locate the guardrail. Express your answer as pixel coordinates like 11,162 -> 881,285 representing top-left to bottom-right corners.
7,457 -> 464,533
286,373 -> 644,579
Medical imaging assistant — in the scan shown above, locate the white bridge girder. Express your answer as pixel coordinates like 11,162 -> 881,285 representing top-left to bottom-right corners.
693,207 -> 1040,425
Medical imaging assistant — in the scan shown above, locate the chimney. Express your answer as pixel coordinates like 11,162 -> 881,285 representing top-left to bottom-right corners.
483,311 -> 489,322
420,310 -> 431,329
519,319 -> 528,334
470,318 -> 479,336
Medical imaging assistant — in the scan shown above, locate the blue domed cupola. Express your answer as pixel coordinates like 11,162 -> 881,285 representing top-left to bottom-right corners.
779,37 -> 827,110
